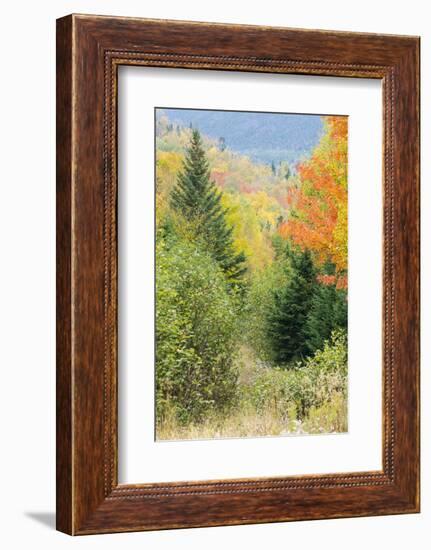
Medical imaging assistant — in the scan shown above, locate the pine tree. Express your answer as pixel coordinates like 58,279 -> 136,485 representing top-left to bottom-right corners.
305,262 -> 348,355
171,130 -> 246,284
305,283 -> 338,354
333,288 -> 348,328
218,136 -> 226,152
267,249 -> 316,365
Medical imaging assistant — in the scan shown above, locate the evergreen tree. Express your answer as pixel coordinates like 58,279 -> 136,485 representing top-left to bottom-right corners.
333,288 -> 348,328
171,130 -> 246,284
306,283 -> 336,354
305,263 -> 348,355
218,136 -> 226,152
267,249 -> 316,365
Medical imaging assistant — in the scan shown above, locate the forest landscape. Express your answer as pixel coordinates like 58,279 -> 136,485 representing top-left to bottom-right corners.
154,107 -> 348,441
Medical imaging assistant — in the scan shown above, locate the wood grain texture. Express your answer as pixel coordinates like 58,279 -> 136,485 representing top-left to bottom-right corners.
56,14 -> 420,535
56,15 -> 73,535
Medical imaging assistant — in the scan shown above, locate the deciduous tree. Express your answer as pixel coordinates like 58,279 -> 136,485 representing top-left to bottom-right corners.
279,116 -> 348,286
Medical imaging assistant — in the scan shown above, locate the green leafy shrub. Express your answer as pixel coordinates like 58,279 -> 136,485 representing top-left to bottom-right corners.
240,260 -> 289,362
242,329 -> 347,426
156,233 -> 239,424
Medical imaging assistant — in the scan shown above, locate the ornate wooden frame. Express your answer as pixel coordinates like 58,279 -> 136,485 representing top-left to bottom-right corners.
56,14 -> 420,535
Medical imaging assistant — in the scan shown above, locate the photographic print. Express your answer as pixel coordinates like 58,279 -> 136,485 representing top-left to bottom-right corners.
155,107 -> 348,441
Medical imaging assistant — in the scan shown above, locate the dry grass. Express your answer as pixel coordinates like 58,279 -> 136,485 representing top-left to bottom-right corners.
156,394 -> 347,441
157,406 -> 292,441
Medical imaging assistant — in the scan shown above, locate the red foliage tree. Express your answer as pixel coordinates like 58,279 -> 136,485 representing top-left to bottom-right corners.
279,116 -> 348,286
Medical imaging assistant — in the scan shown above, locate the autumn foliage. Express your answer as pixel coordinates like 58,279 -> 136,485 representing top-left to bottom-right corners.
279,116 -> 348,288
155,110 -> 348,439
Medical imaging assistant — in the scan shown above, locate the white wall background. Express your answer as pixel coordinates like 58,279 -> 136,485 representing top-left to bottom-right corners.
0,0 -> 427,548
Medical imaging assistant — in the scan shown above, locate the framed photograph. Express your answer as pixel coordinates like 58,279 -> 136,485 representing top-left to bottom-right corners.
56,14 -> 420,535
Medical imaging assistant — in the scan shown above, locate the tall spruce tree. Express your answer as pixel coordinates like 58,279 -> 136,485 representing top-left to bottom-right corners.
171,129 -> 246,284
305,283 -> 347,355
305,259 -> 348,355
267,249 -> 316,365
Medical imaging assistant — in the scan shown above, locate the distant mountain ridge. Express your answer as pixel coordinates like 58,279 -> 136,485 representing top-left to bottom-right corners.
157,108 -> 324,166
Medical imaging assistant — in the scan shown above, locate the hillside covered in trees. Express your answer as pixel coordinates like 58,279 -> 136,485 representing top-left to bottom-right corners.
160,108 -> 324,165
155,108 -> 348,440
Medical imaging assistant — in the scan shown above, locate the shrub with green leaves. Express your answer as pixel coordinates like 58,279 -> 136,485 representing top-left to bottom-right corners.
242,329 -> 347,425
156,233 -> 239,424
240,259 -> 290,362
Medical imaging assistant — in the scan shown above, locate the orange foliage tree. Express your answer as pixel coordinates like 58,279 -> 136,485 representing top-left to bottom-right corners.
279,116 -> 348,288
